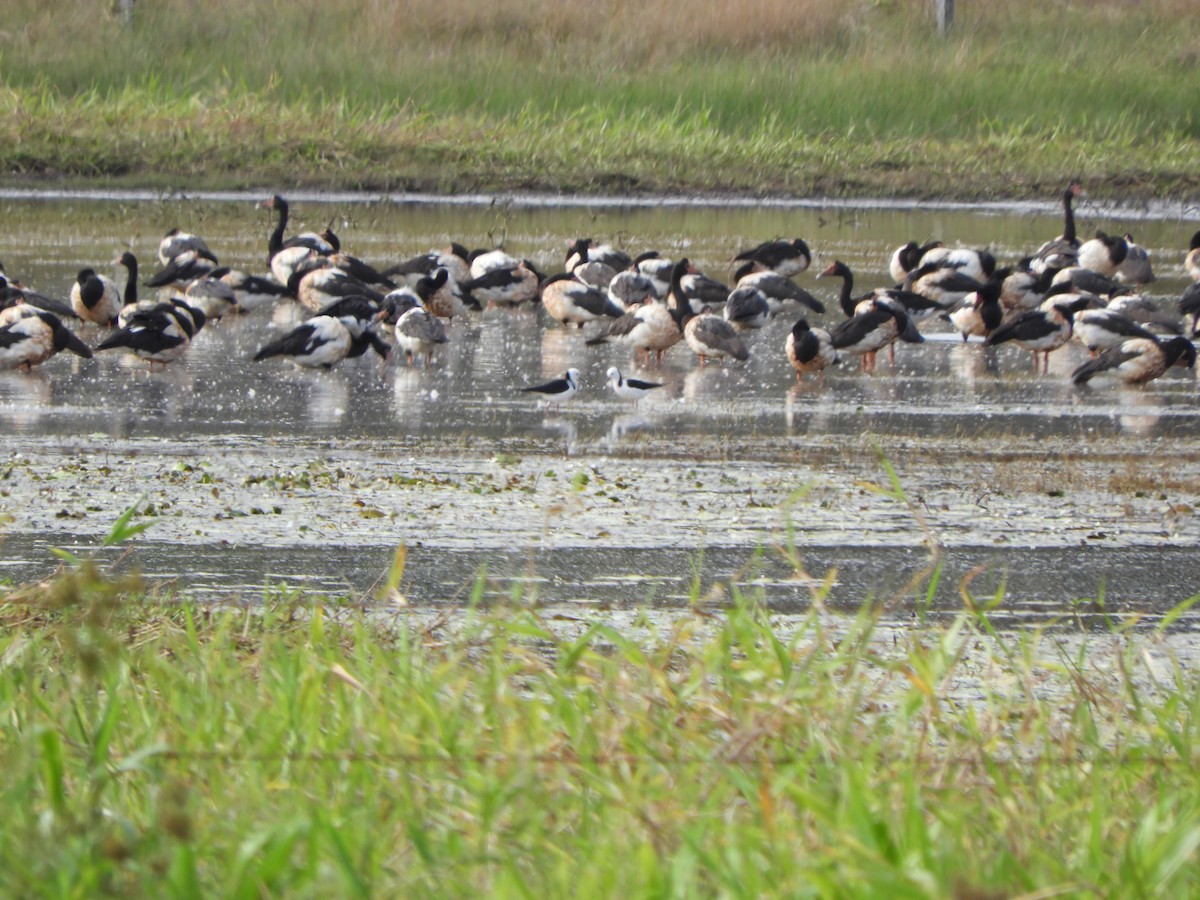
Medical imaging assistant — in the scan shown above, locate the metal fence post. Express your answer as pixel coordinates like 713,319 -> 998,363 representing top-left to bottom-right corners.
115,0 -> 135,28
935,0 -> 954,35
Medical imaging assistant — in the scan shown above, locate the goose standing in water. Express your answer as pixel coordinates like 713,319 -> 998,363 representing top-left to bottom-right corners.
158,228 -> 215,267
785,318 -> 837,383
948,278 -> 1004,342
828,300 -> 923,374
70,267 -> 122,326
1075,231 -> 1128,277
684,306 -> 750,365
1186,230 -> 1200,282
1072,335 -> 1196,386
541,272 -> 625,328
0,309 -> 93,370
1031,181 -> 1083,273
1115,233 -> 1154,285
98,299 -> 206,366
733,238 -> 812,278
253,314 -> 352,369
984,295 -> 1091,373
733,262 -> 825,315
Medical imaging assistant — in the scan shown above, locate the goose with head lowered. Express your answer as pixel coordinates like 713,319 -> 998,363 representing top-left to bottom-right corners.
827,300 -> 923,374
565,238 -> 633,274
97,298 -> 206,367
684,305 -> 750,365
1071,335 -> 1196,387
460,260 -> 542,309
1114,233 -> 1154,285
0,308 -> 92,370
733,238 -> 812,278
144,249 -> 218,291
888,240 -> 942,284
587,259 -> 692,366
733,261 -> 824,315
947,277 -> 1005,342
158,228 -> 215,268
253,315 -> 353,370
1075,231 -> 1128,277
984,291 -> 1092,374
392,295 -> 450,367
70,266 -> 123,327
541,272 -> 625,328
1072,308 -> 1157,355
785,318 -> 837,383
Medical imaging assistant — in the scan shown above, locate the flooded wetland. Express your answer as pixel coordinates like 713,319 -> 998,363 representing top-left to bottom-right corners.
2,192 -> 1199,629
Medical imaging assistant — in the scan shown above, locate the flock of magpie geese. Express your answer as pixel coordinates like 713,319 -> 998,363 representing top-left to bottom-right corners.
2,186 -> 1199,409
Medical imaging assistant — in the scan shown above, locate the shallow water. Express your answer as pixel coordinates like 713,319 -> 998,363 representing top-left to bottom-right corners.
1,194 -> 1199,628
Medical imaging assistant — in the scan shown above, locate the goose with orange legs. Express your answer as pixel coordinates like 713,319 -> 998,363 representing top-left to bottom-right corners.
785,318 -> 837,383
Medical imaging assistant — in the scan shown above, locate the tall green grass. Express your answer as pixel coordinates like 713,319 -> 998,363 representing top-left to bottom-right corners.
2,550 -> 1200,895
1,1 -> 1199,196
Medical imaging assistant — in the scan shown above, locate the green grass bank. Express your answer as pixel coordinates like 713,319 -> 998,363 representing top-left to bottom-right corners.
3,557 -> 1200,896
2,0 -> 1198,200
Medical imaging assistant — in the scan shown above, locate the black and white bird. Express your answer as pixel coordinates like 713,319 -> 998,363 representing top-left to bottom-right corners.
158,228 -> 215,267
541,272 -> 625,328
384,244 -> 472,287
460,261 -> 541,308
290,262 -> 386,313
722,286 -> 771,331
565,238 -> 632,274
607,270 -> 658,311
143,249 -> 218,290
606,366 -> 663,405
1031,181 -> 1083,274
1179,282 -> 1200,336
253,314 -> 352,369
733,262 -> 825,315
1073,308 -> 1157,355
70,267 -> 123,326
393,299 -> 450,367
217,269 -> 292,312
733,238 -> 812,278
947,278 -> 1005,342
522,367 -> 580,412
1071,336 -> 1196,387
785,318 -> 837,383
820,260 -> 940,324
914,246 -> 996,284
888,240 -> 943,284
634,252 -> 674,298
684,306 -> 750,364
262,194 -> 338,259
1115,233 -> 1154,285
1076,231 -> 1129,277
0,273 -> 77,322
0,309 -> 93,370
828,300 -> 923,374
97,299 -> 206,366
185,270 -> 239,320
984,295 -> 1092,373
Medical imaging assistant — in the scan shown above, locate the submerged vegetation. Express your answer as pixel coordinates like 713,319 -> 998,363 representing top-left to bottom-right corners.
1,0 -> 1198,197
2,557 -> 1200,895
